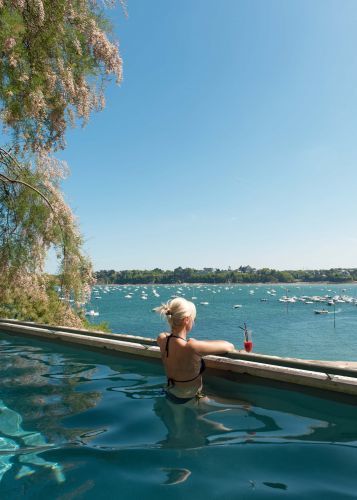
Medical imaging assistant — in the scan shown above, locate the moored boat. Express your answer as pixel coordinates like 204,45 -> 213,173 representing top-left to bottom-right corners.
85,310 -> 99,317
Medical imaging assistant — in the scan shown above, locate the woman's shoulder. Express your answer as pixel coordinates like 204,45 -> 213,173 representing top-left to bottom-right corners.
156,332 -> 169,345
185,337 -> 201,352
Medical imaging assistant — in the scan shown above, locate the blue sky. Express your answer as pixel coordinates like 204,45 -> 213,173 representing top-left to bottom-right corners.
55,0 -> 357,271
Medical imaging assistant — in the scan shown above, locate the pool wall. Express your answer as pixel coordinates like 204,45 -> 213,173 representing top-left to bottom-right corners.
1,318 -> 357,397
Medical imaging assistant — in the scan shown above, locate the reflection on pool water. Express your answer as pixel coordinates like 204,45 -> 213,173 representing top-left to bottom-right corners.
0,331 -> 357,499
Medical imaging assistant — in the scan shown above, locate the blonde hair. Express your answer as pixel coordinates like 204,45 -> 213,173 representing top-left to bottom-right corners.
154,297 -> 196,328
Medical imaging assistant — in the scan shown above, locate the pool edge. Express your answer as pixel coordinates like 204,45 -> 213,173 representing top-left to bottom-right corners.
1,318 -> 357,398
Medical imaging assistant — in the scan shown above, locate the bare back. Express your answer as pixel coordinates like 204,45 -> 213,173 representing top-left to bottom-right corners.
157,333 -> 203,389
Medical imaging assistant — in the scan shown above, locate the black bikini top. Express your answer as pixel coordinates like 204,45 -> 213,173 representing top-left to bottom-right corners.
165,334 -> 206,386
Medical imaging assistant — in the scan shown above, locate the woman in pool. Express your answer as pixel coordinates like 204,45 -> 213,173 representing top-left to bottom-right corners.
155,297 -> 235,404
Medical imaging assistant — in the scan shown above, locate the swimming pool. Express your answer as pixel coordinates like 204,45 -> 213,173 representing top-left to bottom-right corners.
1,330 -> 357,499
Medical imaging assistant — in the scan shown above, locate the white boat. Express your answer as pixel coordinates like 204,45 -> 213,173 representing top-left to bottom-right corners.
279,297 -> 296,303
85,310 -> 99,317
200,302 -> 209,305
314,309 -> 328,315
233,304 -> 242,308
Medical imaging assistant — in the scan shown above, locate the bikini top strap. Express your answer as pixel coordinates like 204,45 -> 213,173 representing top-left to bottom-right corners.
165,334 -> 188,358
165,334 -> 172,358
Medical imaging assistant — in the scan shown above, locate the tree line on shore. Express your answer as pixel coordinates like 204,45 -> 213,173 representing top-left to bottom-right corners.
95,266 -> 357,285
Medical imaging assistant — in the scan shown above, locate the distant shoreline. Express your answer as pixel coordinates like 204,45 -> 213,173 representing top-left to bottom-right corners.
95,268 -> 357,286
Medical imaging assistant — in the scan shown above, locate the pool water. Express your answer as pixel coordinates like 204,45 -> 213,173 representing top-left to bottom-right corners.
1,331 -> 357,499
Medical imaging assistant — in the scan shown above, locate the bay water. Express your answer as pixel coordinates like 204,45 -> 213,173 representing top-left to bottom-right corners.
86,283 -> 357,361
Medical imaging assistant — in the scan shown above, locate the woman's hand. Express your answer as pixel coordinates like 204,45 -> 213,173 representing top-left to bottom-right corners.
225,342 -> 235,353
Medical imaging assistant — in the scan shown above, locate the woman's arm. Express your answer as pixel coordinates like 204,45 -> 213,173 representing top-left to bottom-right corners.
188,339 -> 235,356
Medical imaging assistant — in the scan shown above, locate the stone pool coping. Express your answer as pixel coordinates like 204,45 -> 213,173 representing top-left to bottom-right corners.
1,318 -> 357,397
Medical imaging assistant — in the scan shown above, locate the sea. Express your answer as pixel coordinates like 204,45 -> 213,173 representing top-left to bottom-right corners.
85,283 -> 357,361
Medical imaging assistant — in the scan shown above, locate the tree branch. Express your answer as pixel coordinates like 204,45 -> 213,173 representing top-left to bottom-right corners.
0,172 -> 55,212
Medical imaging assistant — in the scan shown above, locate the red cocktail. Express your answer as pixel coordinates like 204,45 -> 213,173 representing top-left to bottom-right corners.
240,323 -> 253,352
244,341 -> 253,352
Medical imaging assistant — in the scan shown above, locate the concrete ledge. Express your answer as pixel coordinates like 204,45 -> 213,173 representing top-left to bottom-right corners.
0,321 -> 161,360
205,355 -> 357,396
0,318 -> 157,346
1,318 -> 357,397
2,318 -> 357,375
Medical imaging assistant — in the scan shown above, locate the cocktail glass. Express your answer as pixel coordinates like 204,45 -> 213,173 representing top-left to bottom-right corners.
244,341 -> 253,352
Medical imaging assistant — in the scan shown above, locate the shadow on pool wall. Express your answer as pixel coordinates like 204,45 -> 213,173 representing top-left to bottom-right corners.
0,399 -> 65,483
